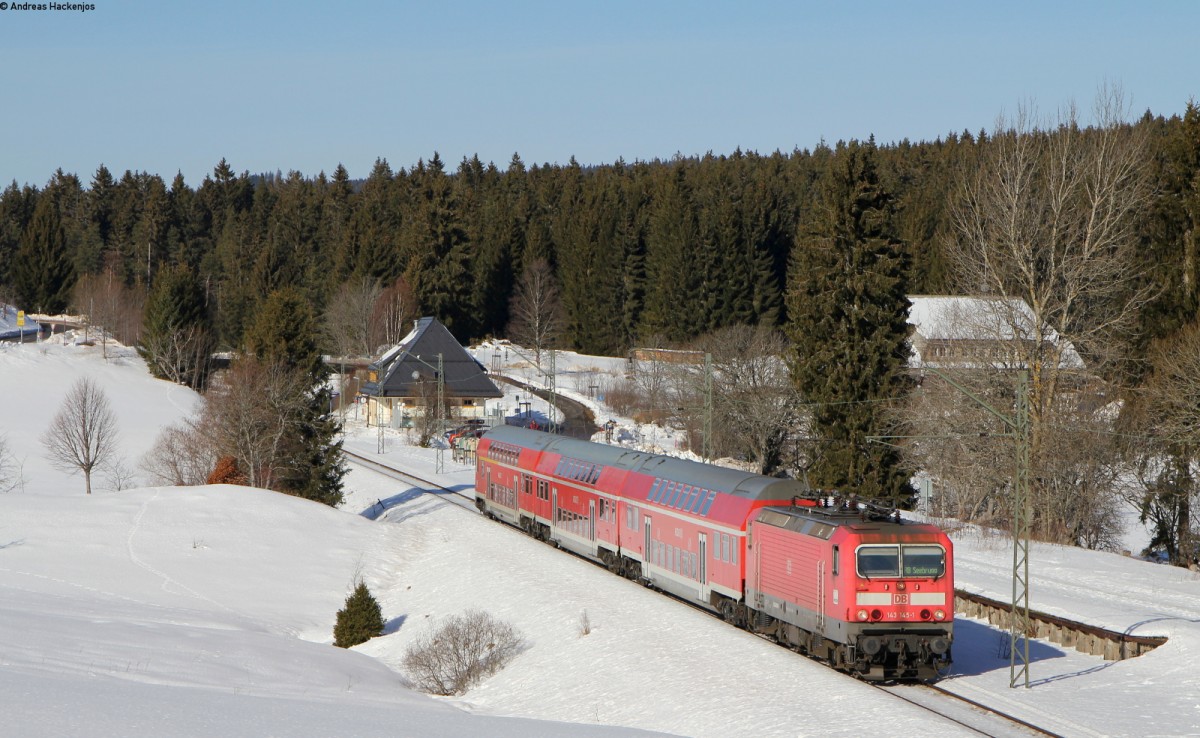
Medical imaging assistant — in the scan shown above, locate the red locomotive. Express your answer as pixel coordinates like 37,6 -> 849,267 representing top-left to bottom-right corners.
475,425 -> 953,680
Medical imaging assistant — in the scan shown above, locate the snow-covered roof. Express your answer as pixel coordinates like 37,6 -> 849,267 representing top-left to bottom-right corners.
906,295 -> 1084,369
362,317 -> 503,399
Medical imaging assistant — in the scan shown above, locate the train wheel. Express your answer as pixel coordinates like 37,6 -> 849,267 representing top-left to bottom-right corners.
719,600 -> 737,624
621,558 -> 640,580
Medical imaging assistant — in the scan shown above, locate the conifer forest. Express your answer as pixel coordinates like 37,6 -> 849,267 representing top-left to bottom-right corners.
3,106 -> 1197,361
4,100 -> 1200,549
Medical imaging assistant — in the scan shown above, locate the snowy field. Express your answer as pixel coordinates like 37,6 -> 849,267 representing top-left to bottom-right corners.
1,336 -> 1199,737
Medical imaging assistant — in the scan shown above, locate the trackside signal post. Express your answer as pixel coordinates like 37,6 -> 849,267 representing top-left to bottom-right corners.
923,367 -> 1032,688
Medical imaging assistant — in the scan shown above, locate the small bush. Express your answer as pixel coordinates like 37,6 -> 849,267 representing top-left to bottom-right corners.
402,609 -> 525,695
206,456 -> 248,486
333,581 -> 385,648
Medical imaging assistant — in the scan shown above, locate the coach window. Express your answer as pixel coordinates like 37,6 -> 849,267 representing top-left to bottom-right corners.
832,545 -> 839,575
856,545 -> 900,578
668,483 -> 684,508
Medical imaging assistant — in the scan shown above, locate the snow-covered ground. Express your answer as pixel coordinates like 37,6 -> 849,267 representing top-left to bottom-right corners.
2,335 -> 1199,737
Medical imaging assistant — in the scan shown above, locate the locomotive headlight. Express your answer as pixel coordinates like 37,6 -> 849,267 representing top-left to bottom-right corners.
870,609 -> 882,622
857,609 -> 869,621
934,609 -> 946,621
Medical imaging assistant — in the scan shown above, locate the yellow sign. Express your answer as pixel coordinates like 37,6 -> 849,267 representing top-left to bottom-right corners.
16,310 -> 24,327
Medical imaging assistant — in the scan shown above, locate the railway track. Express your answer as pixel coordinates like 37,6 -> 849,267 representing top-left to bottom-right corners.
877,682 -> 1063,737
344,449 -> 475,512
345,448 -> 1061,738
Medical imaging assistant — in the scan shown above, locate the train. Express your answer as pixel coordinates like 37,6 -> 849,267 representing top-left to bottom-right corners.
474,425 -> 954,681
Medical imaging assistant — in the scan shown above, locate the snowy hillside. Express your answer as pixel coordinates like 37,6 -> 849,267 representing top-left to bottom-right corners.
3,336 -> 1200,736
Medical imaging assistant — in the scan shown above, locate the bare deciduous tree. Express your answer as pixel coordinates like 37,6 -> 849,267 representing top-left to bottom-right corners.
0,434 -> 22,494
1121,324 -> 1200,565
323,276 -> 382,359
939,86 -> 1151,542
369,276 -> 419,355
907,372 -> 1015,524
199,359 -> 309,490
72,263 -> 146,357
323,276 -> 384,420
402,609 -> 525,696
41,378 -> 120,495
507,258 -> 564,368
137,324 -> 214,389
140,418 -> 217,487
626,335 -> 677,424
691,325 -> 804,474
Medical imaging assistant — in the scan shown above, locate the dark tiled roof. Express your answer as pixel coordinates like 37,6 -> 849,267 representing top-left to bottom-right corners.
361,317 -> 502,399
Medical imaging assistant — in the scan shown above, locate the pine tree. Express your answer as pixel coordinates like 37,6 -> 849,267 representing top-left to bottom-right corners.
406,153 -> 472,334
333,581 -> 385,648
12,194 -> 74,313
244,288 -> 346,507
244,286 -> 325,381
0,182 -> 38,290
786,139 -> 915,504
641,162 -> 704,341
139,262 -> 212,389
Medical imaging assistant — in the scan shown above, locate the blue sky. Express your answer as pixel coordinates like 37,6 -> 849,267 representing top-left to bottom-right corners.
1,0 -> 1196,188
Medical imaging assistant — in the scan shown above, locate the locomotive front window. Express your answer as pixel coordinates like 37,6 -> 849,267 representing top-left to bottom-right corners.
856,545 -> 900,578
856,544 -> 946,578
901,545 -> 946,578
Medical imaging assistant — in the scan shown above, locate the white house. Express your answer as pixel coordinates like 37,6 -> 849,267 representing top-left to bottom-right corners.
906,295 -> 1084,371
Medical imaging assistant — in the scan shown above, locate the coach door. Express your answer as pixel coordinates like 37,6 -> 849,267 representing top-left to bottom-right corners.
642,516 -> 653,578
698,533 -> 709,601
551,488 -> 559,538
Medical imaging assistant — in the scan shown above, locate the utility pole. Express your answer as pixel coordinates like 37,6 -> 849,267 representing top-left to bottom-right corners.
375,385 -> 385,455
435,353 -> 445,474
1011,371 -> 1032,688
547,347 -> 557,434
924,366 -> 1031,688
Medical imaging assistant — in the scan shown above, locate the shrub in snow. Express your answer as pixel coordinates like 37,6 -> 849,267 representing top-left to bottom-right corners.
402,609 -> 525,695
333,581 -> 385,648
0,434 -> 19,493
206,456 -> 247,485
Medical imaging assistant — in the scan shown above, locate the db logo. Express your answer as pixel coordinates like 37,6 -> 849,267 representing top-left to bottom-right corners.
893,593 -> 910,605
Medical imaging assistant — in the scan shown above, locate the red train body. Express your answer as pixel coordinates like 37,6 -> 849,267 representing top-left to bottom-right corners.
475,425 -> 953,680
